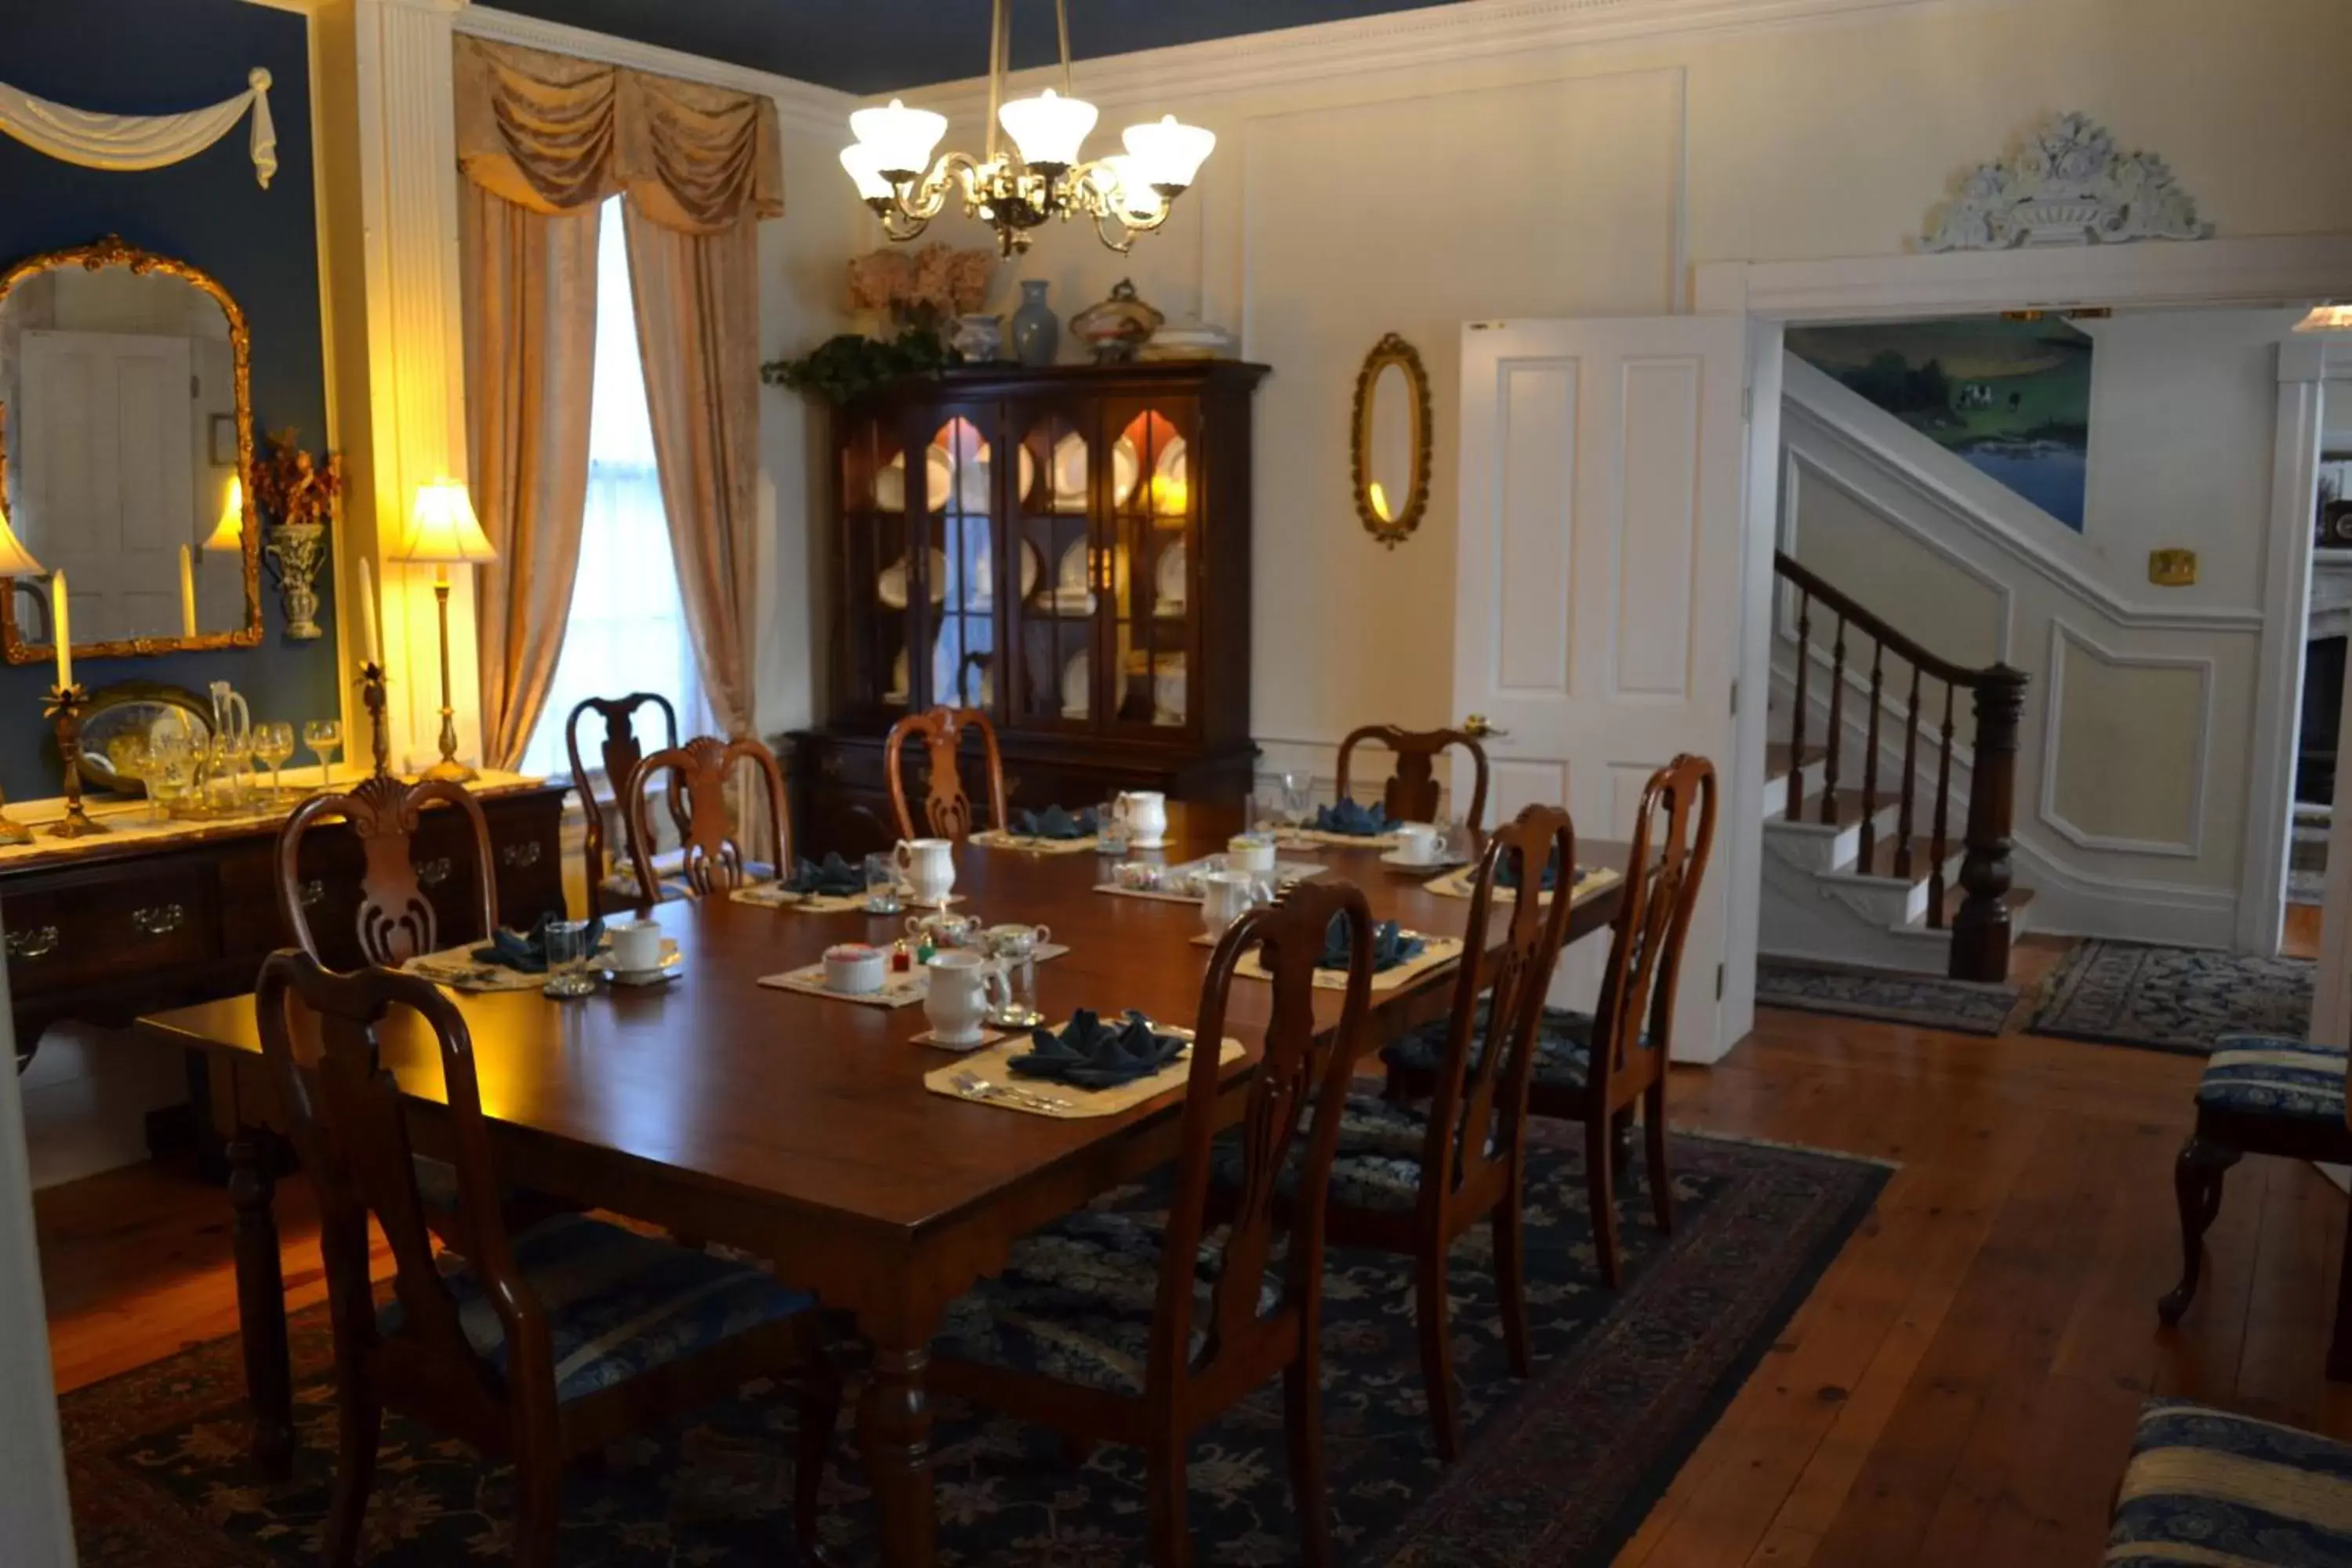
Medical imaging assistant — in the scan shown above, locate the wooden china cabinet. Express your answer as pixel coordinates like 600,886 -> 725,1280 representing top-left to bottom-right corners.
789,360 -> 1269,857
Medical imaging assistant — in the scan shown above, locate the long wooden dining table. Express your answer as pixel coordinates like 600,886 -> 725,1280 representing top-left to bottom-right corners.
133,803 -> 1625,1567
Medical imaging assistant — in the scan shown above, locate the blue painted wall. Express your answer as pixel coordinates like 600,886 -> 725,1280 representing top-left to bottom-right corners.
0,0 -> 334,802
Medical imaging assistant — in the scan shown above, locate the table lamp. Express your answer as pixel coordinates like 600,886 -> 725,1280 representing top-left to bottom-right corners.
0,498 -> 42,844
203,474 -> 245,554
394,479 -> 496,783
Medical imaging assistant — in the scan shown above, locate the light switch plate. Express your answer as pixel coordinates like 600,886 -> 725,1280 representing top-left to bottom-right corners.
2149,548 -> 2198,586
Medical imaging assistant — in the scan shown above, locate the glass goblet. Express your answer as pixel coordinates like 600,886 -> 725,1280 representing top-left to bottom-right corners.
146,731 -> 194,820
252,721 -> 295,800
1279,770 -> 1313,828
303,720 -> 343,788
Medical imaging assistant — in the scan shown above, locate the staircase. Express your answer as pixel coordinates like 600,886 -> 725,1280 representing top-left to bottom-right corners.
1761,552 -> 2034,983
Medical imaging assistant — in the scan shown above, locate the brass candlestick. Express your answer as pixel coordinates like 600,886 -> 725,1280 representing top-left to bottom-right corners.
361,659 -> 392,779
43,684 -> 106,839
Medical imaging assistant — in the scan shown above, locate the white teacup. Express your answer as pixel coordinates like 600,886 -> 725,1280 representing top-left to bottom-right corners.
1225,835 -> 1276,873
822,942 -> 885,995
1200,869 -> 1256,937
1393,822 -> 1441,865
895,837 -> 956,906
607,917 -> 665,974
924,949 -> 1011,1045
1115,789 -> 1168,849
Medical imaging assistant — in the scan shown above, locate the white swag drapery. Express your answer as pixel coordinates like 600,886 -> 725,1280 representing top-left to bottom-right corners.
0,67 -> 277,187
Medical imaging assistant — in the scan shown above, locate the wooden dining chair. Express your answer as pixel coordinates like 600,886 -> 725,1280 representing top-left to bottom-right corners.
929,878 -> 1377,1568
1334,724 -> 1490,832
1384,755 -> 1717,1287
622,734 -> 789,900
253,950 -> 839,1568
275,775 -> 497,967
1250,804 -> 1576,1461
884,706 -> 1007,841
563,692 -> 688,914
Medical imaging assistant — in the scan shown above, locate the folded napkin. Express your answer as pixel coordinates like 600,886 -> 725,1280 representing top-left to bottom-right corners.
1320,913 -> 1427,972
1010,1008 -> 1189,1089
473,913 -> 605,974
1496,845 -> 1563,892
782,852 -> 865,897
1009,804 -> 1099,840
1312,798 -> 1399,837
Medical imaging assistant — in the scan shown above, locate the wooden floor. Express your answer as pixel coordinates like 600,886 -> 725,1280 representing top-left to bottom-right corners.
33,933 -> 2350,1566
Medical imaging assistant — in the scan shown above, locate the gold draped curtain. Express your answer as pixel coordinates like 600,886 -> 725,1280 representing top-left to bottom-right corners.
454,36 -> 779,823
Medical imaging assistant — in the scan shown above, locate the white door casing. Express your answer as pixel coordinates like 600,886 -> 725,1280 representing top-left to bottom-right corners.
1453,316 -> 1761,1064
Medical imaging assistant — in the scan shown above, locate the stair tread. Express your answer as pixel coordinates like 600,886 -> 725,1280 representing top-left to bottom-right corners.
1782,786 -> 1903,831
1863,833 -> 1961,882
1765,742 -> 1825,782
1900,883 -> 2038,931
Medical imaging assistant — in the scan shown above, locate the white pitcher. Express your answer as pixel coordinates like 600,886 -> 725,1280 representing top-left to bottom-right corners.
894,837 -> 956,906
1200,869 -> 1255,937
1115,789 -> 1168,849
924,949 -> 1011,1046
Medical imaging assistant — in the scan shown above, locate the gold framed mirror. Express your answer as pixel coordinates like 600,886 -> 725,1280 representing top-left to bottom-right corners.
1351,332 -> 1432,548
0,234 -> 263,664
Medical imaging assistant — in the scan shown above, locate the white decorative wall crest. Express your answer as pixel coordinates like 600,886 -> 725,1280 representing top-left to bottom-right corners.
0,68 -> 277,188
1922,113 -> 2210,252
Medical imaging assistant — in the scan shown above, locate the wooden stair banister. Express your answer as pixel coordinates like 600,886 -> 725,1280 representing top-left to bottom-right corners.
1771,550 -> 2029,984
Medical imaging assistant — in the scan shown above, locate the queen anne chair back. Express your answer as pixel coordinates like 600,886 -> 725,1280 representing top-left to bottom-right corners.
564,693 -> 685,902
275,775 -> 498,967
1588,754 -> 1718,1099
884,706 -> 1007,842
623,735 -> 791,898
1333,724 -> 1491,833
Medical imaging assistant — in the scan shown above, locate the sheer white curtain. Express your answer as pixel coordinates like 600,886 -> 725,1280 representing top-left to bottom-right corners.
521,198 -> 706,780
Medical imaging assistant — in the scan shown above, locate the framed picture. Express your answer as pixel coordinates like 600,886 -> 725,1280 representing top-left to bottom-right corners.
209,413 -> 238,467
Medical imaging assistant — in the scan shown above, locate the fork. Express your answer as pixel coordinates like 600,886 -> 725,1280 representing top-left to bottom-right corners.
951,1072 -> 1071,1115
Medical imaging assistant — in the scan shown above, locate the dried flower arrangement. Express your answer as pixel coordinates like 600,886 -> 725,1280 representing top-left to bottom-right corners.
764,244 -> 997,405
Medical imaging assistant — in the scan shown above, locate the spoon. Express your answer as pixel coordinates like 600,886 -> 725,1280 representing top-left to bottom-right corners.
951,1073 -> 1071,1115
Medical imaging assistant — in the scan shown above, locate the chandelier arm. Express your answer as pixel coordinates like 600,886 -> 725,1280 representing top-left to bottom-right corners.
1092,209 -> 1138,255
880,207 -> 933,245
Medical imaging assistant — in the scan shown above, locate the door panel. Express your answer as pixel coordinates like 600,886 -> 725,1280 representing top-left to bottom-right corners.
1454,316 -> 1754,1062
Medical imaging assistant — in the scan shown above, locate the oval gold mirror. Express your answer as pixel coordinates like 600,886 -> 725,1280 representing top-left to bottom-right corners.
1352,332 -> 1431,548
0,234 -> 263,664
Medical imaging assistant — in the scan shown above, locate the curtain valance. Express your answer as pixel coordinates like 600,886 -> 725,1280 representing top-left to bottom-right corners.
0,68 -> 275,187
454,38 -> 782,234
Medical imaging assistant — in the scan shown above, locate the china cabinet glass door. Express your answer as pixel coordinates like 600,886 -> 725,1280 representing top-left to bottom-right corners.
1008,402 -> 1096,728
1102,397 -> 1199,736
840,412 -> 912,722
916,408 -> 1002,713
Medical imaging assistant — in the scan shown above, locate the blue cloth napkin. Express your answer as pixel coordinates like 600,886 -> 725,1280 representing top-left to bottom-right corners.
1496,845 -> 1564,892
474,914 -> 604,974
1312,798 -> 1399,837
783,852 -> 864,896
1009,1008 -> 1189,1088
1319,913 -> 1427,972
1009,804 -> 1098,840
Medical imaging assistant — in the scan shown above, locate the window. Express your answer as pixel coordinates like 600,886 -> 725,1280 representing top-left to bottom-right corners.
520,198 -> 706,780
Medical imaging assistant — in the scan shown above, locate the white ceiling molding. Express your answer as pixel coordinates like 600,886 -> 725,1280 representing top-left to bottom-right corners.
456,5 -> 860,140
1922,112 -> 2212,252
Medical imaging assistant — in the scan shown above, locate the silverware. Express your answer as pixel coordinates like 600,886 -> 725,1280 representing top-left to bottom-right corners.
950,1072 -> 1072,1115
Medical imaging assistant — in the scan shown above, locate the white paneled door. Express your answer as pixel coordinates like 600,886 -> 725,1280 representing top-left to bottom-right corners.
1454,317 -> 1762,1063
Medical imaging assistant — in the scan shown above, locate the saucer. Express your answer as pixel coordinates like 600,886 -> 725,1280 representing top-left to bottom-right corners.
601,942 -> 683,985
1379,849 -> 1462,873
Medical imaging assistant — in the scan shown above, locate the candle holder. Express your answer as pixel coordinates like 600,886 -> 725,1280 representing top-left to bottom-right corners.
42,684 -> 107,839
361,660 -> 392,780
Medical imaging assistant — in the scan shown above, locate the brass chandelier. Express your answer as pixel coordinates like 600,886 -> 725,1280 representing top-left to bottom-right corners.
839,0 -> 1214,256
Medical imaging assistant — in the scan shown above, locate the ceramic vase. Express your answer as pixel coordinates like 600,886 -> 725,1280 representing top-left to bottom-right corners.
1011,280 -> 1058,367
951,313 -> 1004,363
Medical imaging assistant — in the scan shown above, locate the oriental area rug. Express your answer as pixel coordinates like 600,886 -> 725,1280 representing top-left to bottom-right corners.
2027,939 -> 2314,1057
64,1128 -> 1888,1567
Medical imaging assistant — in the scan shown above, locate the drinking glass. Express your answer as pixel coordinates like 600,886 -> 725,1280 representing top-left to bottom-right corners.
862,851 -> 903,915
147,731 -> 194,821
302,720 -> 343,787
252,721 -> 295,799
540,920 -> 599,999
1095,798 -> 1130,856
1279,771 -> 1312,828
210,734 -> 254,810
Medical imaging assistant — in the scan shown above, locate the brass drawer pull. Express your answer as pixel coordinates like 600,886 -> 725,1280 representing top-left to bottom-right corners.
418,857 -> 453,888
131,904 -> 186,938
5,925 -> 60,963
299,879 -> 327,909
500,840 -> 544,870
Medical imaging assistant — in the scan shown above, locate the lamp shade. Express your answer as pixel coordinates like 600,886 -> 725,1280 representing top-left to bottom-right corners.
1122,115 -> 1215,191
0,499 -> 42,575
2295,303 -> 2352,333
1094,156 -> 1167,223
998,89 -> 1097,169
840,140 -> 895,201
398,480 -> 496,564
202,474 -> 245,553
848,99 -> 947,180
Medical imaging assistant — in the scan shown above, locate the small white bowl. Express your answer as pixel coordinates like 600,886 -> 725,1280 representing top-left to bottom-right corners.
822,942 -> 886,995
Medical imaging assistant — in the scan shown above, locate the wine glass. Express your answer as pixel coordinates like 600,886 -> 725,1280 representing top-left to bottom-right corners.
1279,770 -> 1312,829
252,721 -> 294,800
210,733 -> 254,810
302,720 -> 343,787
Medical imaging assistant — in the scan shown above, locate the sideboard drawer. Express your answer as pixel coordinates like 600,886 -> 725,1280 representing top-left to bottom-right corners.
4,864 -> 213,996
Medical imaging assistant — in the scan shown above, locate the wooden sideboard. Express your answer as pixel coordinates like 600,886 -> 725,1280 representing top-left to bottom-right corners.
2,776 -> 568,1074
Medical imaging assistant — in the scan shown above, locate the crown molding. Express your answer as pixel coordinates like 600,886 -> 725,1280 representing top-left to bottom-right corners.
880,0 -> 2004,118
456,5 -> 858,140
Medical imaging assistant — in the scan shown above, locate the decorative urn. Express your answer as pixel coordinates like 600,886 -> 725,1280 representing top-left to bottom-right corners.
1070,279 -> 1164,365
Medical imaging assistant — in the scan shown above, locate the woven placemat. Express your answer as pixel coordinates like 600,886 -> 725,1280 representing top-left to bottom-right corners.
731,884 -> 964,913
971,829 -> 1101,856
924,1030 -> 1244,1119
1094,856 -> 1325,903
757,963 -> 929,1008
1271,826 -> 1406,851
405,945 -> 567,993
1421,864 -> 1622,907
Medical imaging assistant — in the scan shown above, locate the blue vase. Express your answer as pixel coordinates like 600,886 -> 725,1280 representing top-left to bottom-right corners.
1011,280 -> 1058,367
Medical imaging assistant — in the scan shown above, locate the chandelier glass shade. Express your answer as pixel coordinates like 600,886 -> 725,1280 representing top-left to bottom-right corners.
840,0 -> 1214,256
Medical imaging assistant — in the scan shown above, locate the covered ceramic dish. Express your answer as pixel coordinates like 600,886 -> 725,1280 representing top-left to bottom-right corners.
1070,278 -> 1164,364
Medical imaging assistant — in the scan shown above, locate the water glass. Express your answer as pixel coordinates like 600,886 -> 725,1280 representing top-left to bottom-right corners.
147,731 -> 194,821
1095,798 -> 1130,856
1279,771 -> 1313,827
862,851 -> 903,915
540,920 -> 599,999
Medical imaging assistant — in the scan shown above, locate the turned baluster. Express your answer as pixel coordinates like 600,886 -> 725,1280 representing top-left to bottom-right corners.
1858,643 -> 1885,871
1818,614 -> 1847,827
1894,665 -> 1922,881
1927,684 -> 1955,929
1786,587 -> 1812,822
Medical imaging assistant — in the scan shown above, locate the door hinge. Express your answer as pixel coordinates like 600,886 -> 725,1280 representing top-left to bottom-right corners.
1715,963 -> 1725,1000
1730,679 -> 1739,717
1740,385 -> 1755,421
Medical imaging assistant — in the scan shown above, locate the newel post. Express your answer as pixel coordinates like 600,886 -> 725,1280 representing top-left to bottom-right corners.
1951,663 -> 2027,983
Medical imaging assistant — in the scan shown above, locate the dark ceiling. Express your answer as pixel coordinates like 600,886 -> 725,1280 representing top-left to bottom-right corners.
488,0 -> 1470,95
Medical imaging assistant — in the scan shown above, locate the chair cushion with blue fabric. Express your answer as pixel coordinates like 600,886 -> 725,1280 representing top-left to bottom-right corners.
379,1212 -> 815,1404
1208,1092 -> 1493,1217
2106,1398 -> 2352,1566
2197,1036 -> 2350,1122
1380,1002 -> 1596,1094
933,1207 -> 1281,1396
